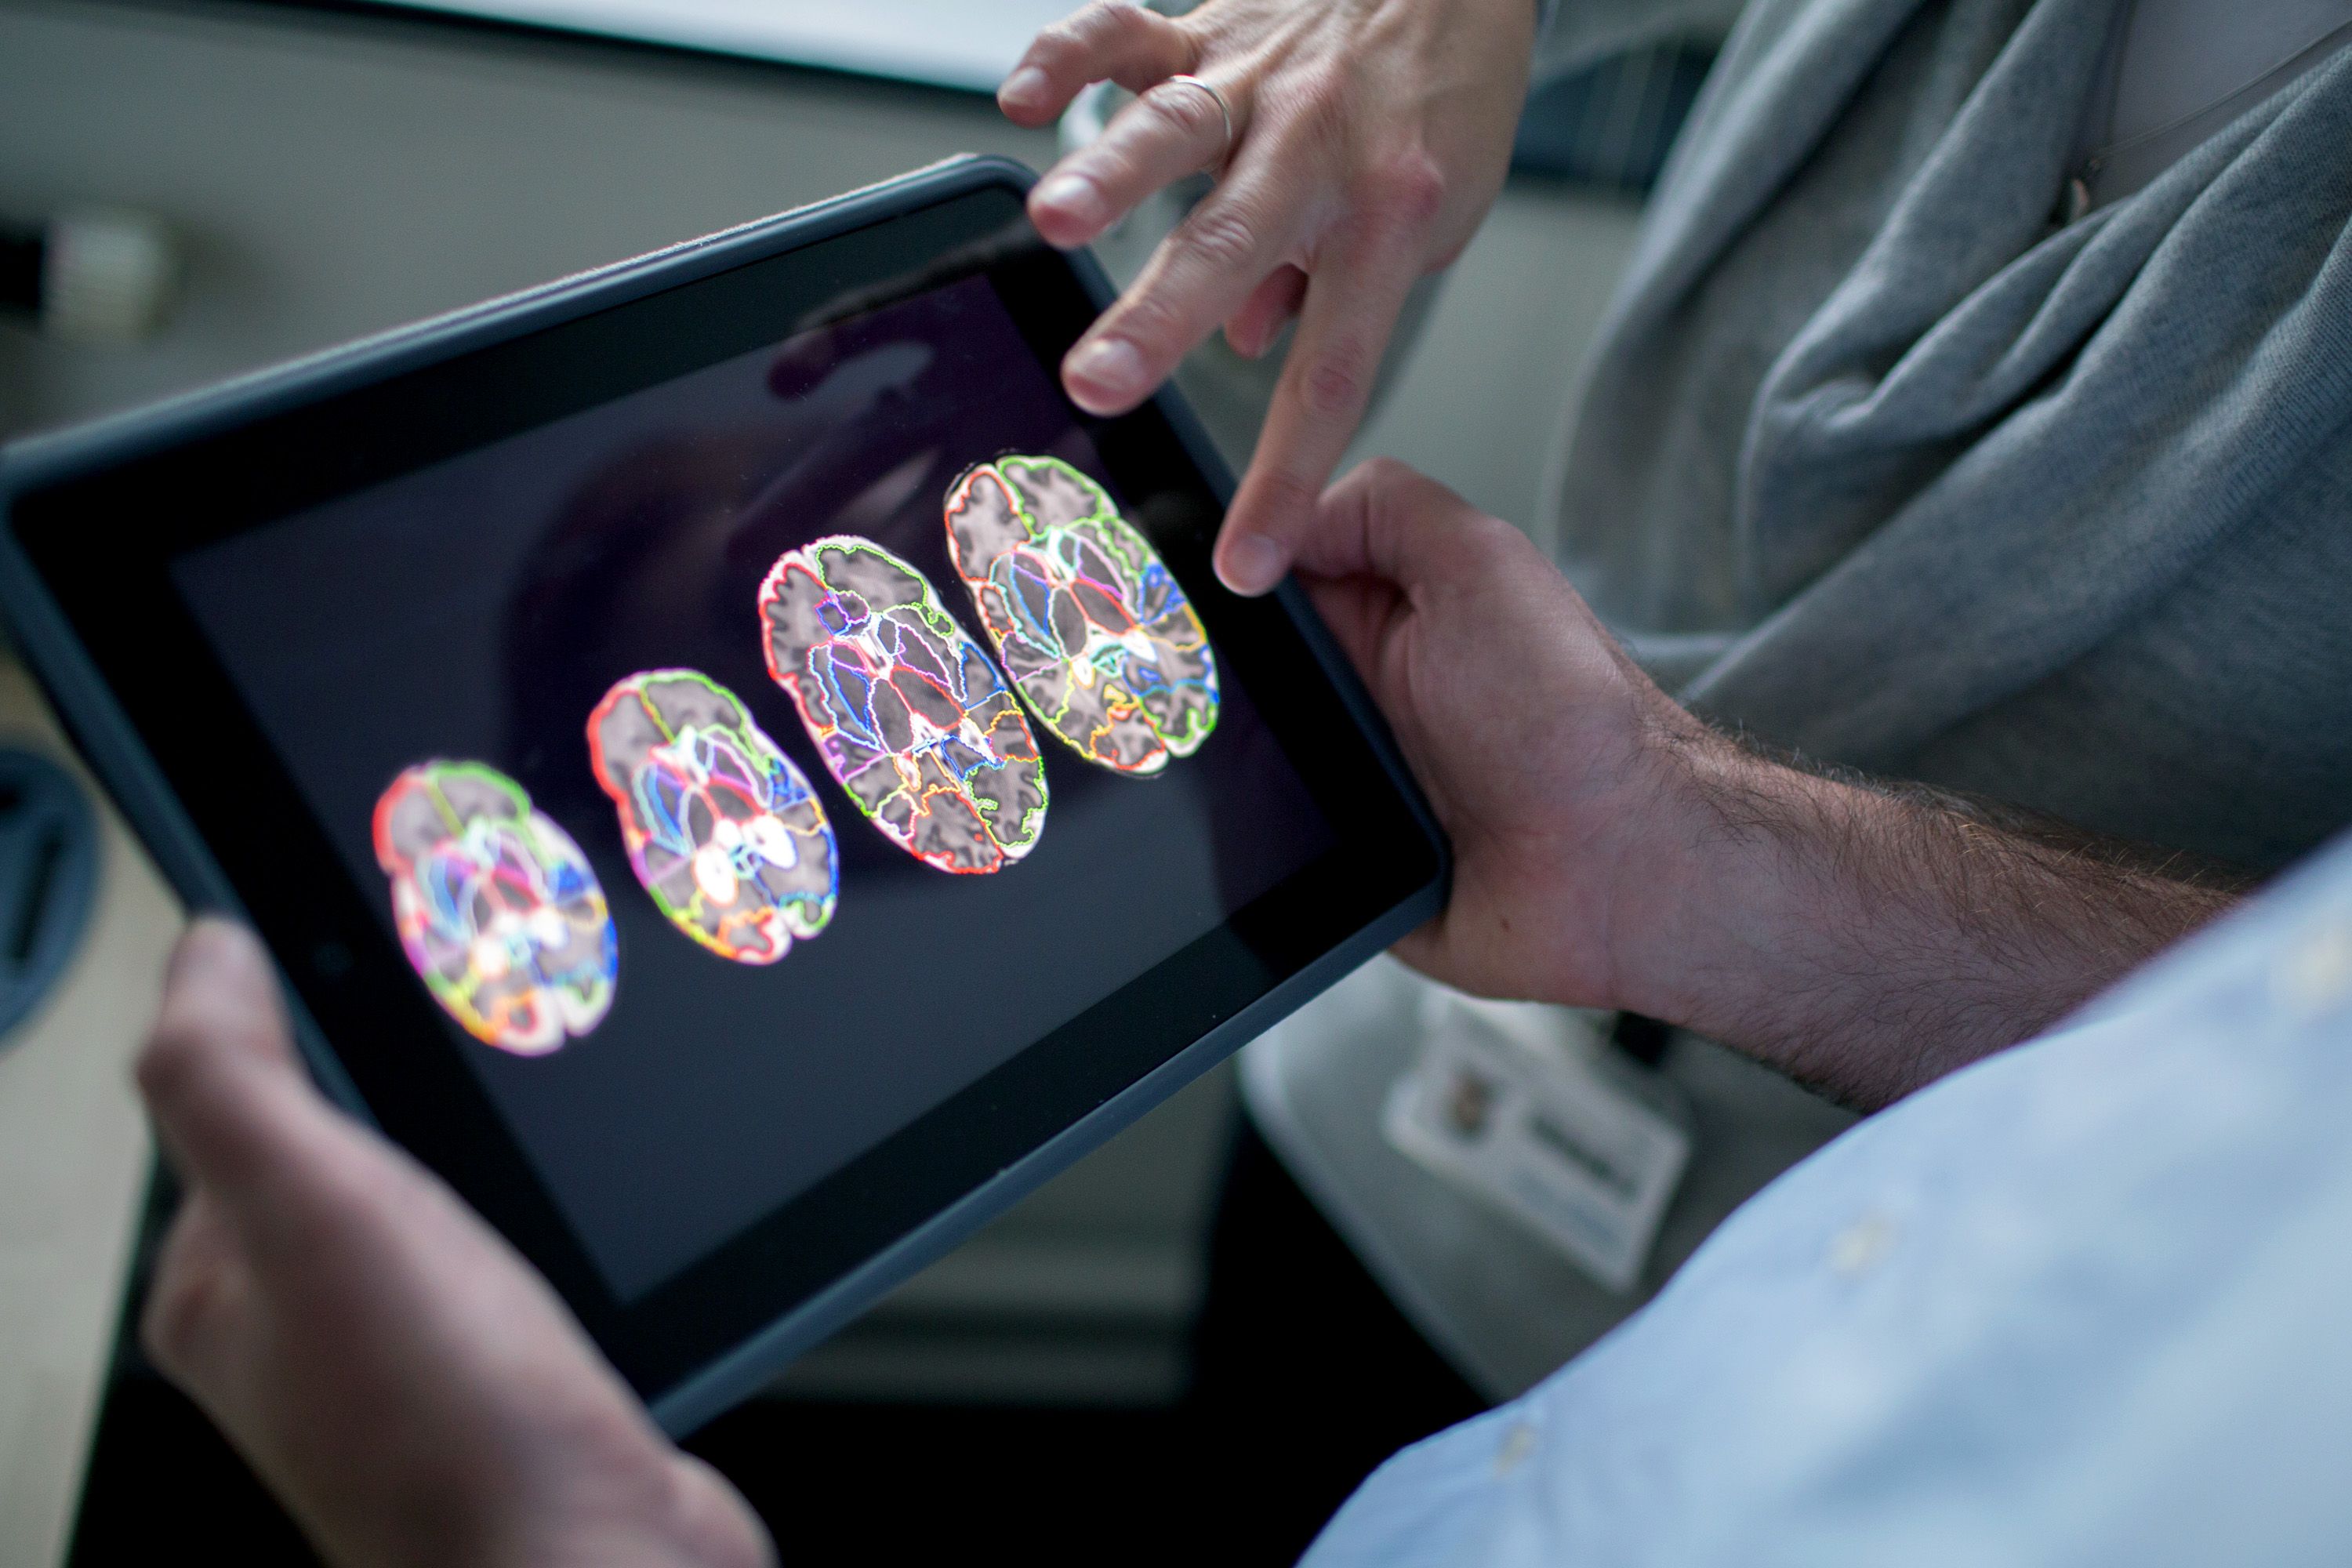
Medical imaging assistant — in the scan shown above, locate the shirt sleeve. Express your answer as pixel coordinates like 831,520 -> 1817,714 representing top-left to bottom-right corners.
1298,1405 -> 1537,1568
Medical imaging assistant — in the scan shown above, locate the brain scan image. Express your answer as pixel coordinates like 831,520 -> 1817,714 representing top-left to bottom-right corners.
372,761 -> 616,1054
587,669 -> 837,964
759,535 -> 1048,873
943,456 -> 1219,775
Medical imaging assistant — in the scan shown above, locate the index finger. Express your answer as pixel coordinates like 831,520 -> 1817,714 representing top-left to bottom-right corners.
1212,202 -> 1430,595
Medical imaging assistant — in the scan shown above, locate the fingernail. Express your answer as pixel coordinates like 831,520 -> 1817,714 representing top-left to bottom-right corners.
999,66 -> 1049,111
1033,172 -> 1105,229
1218,532 -> 1287,596
1065,336 -> 1148,410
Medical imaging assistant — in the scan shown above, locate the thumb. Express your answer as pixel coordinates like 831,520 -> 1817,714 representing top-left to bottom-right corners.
136,920 -> 335,1213
1290,457 -> 1486,588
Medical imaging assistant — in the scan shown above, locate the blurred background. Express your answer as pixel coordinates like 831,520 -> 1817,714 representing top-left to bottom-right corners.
0,1 -> 1716,1560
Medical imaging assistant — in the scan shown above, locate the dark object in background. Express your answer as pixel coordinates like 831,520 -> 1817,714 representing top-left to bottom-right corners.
1178,1123 -> 1489,1556
1611,1010 -> 1675,1068
71,1127 -> 1480,1566
67,1169 -> 314,1566
1512,41 -> 1719,194
0,746 -> 99,1045
0,224 -> 38,318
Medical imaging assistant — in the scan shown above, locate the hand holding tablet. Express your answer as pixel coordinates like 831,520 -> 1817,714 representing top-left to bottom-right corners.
0,159 -> 1444,1430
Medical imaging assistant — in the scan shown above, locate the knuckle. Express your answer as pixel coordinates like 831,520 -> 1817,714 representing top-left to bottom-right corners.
1027,23 -> 1080,69
1356,456 -> 1442,522
140,1242 -> 220,1377
1168,14 -> 1210,71
1141,82 -> 1218,143
1056,0 -> 1152,58
1359,149 -> 1447,232
1174,201 -> 1263,274
1300,336 -> 1374,419
1107,290 -> 1188,359
1286,56 -> 1349,111
1083,0 -> 1144,35
1030,6 -> 1105,69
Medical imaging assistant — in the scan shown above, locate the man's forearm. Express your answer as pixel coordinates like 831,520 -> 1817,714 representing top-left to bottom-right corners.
1616,732 -> 2246,1110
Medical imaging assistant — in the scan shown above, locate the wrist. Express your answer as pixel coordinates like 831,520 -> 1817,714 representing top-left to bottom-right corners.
1588,723 -> 2210,1106
1590,718 -> 1851,1033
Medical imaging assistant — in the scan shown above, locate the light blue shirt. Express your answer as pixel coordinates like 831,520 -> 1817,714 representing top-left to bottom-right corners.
1308,833 -> 2352,1566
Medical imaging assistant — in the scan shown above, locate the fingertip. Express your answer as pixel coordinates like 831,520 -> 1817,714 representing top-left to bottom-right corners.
162,920 -> 282,1052
165,916 -> 268,995
1062,336 -> 1151,414
1215,531 -> 1288,597
997,65 -> 1058,124
1029,171 -> 1109,246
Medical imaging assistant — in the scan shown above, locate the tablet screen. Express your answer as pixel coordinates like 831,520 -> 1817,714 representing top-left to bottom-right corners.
11,174 -> 1443,1404
167,267 -> 1336,1301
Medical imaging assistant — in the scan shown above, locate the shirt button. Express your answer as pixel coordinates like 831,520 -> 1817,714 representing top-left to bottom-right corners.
1493,1420 -> 1539,1477
2274,915 -> 2352,1014
1828,1210 -> 1898,1276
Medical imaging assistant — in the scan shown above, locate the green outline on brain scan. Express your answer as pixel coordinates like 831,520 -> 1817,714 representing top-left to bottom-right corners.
943,455 -> 1219,775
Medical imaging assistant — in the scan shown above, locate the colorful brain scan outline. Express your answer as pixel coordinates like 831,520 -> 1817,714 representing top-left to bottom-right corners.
943,456 -> 1219,775
759,535 -> 1048,874
372,761 -> 616,1054
587,669 -> 838,964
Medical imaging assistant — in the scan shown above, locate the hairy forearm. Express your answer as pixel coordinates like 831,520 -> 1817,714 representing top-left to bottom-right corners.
1617,731 -> 2248,1109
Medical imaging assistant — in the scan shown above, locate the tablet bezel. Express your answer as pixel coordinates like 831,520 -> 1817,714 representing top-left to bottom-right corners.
0,157 -> 1446,1432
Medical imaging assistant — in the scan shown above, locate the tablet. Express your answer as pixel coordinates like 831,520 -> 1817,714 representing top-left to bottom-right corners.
0,157 -> 1446,1432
